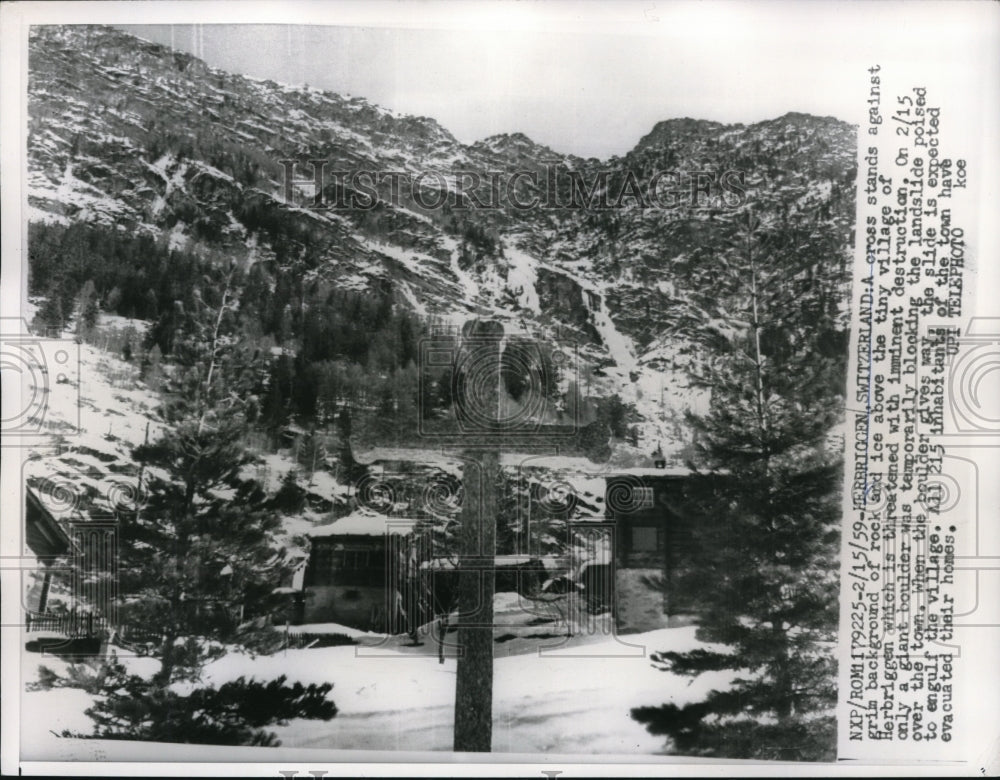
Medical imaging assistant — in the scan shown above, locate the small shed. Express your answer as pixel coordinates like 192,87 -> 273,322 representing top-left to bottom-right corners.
301,512 -> 420,630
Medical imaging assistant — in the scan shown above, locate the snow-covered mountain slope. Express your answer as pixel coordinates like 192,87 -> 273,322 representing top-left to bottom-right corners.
26,25 -> 857,456
19,306 -> 345,557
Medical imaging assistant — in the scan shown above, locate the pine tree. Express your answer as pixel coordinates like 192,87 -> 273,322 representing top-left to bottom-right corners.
77,263 -> 337,743
631,209 -> 846,761
141,343 -> 164,387
32,289 -> 65,336
335,405 -> 361,482
296,428 -> 327,486
271,468 -> 307,514
75,279 -> 100,342
121,410 -> 290,684
65,659 -> 336,746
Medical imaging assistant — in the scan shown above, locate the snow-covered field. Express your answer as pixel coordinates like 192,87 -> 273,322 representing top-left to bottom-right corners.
22,621 -> 733,757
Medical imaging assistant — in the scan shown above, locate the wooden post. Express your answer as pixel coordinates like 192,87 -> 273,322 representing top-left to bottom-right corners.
452,322 -> 501,753
453,447 -> 498,752
664,507 -> 673,618
38,569 -> 52,614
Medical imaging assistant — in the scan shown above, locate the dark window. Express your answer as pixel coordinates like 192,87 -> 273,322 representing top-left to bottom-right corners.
308,540 -> 388,586
310,546 -> 336,586
337,549 -> 372,570
632,526 -> 658,552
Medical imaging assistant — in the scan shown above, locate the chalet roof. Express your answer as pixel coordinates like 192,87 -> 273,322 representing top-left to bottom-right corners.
306,511 -> 420,538
25,488 -> 72,557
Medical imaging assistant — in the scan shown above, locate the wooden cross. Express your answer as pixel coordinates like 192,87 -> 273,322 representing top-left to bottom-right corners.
414,319 -> 608,752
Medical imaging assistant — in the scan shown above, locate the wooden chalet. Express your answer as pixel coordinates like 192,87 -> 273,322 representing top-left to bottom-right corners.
300,512 -> 421,630
604,467 -> 700,632
23,486 -> 110,655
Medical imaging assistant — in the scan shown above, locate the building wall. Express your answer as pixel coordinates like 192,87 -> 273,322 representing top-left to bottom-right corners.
24,568 -> 50,615
302,532 -> 400,630
605,473 -> 703,631
614,567 -> 669,633
302,584 -> 392,630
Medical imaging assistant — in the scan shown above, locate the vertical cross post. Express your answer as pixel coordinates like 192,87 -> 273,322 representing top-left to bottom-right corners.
453,447 -> 498,752
452,321 -> 501,752
415,319 -> 601,751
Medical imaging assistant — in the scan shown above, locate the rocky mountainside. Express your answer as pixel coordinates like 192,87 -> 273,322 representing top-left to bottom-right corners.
26,24 -> 857,458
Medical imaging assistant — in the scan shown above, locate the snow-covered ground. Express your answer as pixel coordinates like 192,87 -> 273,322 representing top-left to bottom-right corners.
22,620 -> 733,756
227,623 -> 728,754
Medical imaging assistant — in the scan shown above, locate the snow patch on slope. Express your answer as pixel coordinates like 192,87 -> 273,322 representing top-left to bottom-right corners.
397,280 -> 428,316
590,297 -> 638,375
36,161 -> 130,222
501,241 -> 541,314
440,235 -> 480,301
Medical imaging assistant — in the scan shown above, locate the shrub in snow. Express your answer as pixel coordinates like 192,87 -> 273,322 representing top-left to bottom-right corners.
63,657 -> 336,746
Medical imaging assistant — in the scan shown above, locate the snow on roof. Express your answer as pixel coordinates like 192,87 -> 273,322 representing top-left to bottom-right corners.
286,622 -> 384,639
420,555 -> 562,571
606,466 -> 694,477
354,446 -> 462,467
352,449 -> 694,478
503,454 -> 695,478
501,454 -> 599,470
307,511 -> 420,538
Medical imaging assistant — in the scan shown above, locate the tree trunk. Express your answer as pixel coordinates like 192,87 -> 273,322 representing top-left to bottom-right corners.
745,214 -> 769,469
771,620 -> 793,719
155,630 -> 177,686
453,448 -> 498,752
452,320 -> 503,753
197,267 -> 234,435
